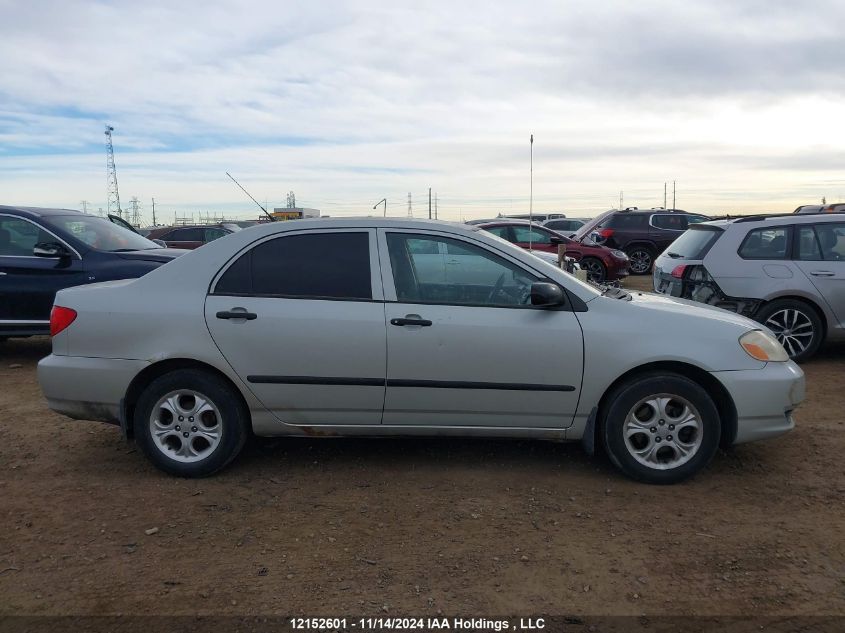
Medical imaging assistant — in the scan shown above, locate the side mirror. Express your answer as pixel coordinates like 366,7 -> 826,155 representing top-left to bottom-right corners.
33,242 -> 71,258
550,235 -> 564,245
530,282 -> 565,307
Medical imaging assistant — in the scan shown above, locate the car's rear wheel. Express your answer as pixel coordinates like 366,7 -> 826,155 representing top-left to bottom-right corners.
601,372 -> 721,484
134,369 -> 249,477
755,299 -> 823,363
625,246 -> 654,275
579,257 -> 606,282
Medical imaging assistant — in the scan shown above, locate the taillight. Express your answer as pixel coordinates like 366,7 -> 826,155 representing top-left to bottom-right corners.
50,306 -> 77,336
671,264 -> 687,278
599,228 -> 615,239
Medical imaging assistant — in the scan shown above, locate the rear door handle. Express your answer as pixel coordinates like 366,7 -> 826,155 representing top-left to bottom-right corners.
216,310 -> 257,320
810,271 -> 835,277
390,317 -> 432,327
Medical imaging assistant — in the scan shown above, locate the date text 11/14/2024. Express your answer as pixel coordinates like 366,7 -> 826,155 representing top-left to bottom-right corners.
289,617 -> 546,631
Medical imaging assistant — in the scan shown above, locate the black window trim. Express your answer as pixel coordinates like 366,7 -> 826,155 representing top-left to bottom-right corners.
209,228 -> 378,301
738,225 -> 794,261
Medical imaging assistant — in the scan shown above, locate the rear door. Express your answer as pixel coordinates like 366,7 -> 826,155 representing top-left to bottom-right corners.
204,229 -> 387,426
0,214 -> 87,327
793,223 -> 845,326
379,229 -> 583,428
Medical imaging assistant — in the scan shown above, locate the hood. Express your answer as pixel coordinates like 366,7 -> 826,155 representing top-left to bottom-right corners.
114,247 -> 189,263
627,290 -> 762,331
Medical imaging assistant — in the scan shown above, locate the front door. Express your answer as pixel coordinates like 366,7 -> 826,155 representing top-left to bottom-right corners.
204,229 -> 387,426
379,229 -> 583,428
794,223 -> 845,326
0,215 -> 87,328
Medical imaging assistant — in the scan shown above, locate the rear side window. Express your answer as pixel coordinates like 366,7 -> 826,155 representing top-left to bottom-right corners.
170,228 -> 203,241
738,227 -> 790,260
215,232 -> 372,299
607,214 -> 647,228
652,214 -> 687,230
665,227 -> 722,259
796,226 -> 822,261
814,223 -> 845,261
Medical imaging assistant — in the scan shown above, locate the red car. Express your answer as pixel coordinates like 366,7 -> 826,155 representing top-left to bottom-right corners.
477,220 -> 629,282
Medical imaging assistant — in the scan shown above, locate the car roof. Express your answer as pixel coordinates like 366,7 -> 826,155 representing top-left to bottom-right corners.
0,205 -> 85,219
702,211 -> 845,229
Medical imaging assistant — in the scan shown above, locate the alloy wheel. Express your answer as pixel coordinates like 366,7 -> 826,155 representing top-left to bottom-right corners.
581,259 -> 605,281
623,393 -> 703,471
149,390 -> 222,463
628,249 -> 652,274
763,308 -> 814,358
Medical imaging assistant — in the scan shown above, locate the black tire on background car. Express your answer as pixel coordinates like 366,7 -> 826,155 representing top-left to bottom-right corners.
601,372 -> 721,485
579,257 -> 606,282
625,246 -> 654,275
754,299 -> 823,363
134,369 -> 249,477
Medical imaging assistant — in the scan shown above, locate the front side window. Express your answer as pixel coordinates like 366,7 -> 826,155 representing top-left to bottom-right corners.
387,233 -> 539,306
44,214 -> 158,252
0,217 -> 54,256
483,226 -> 511,240
739,227 -> 790,260
814,223 -> 845,261
215,232 -> 372,299
171,228 -> 204,242
512,226 -> 552,244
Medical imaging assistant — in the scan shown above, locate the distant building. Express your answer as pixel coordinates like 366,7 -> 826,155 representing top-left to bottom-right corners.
272,207 -> 321,221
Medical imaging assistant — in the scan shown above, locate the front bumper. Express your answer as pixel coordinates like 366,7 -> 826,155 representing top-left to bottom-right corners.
712,362 -> 805,444
38,354 -> 149,424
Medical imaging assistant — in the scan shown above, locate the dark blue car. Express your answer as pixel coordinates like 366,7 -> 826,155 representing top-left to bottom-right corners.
0,205 -> 186,339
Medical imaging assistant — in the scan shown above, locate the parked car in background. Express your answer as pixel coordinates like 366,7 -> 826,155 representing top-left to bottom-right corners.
477,220 -> 629,282
795,203 -> 845,214
145,224 -> 234,249
501,213 -> 566,222
39,217 -> 803,484
653,213 -> 845,361
0,206 -> 186,339
543,218 -> 586,235
574,208 -> 711,275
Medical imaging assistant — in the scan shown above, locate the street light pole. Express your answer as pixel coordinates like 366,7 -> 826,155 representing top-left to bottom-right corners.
373,198 -> 387,217
529,134 -> 534,252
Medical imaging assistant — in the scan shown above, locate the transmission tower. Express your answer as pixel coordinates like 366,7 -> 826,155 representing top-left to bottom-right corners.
128,197 -> 142,227
286,191 -> 296,208
407,192 -> 413,217
105,125 -> 122,217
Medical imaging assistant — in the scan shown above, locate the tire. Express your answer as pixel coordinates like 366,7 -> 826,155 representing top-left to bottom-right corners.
754,299 -> 823,363
133,369 -> 249,477
625,246 -> 654,275
601,372 -> 721,484
580,257 -> 606,282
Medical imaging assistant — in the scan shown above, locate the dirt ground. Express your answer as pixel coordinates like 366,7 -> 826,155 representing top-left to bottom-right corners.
1,275 -> 844,620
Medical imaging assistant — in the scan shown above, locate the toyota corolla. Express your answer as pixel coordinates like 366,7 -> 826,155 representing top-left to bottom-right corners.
38,218 -> 804,484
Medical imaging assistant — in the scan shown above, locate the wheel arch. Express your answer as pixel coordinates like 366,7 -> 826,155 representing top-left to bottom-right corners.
591,361 -> 738,451
122,358 -> 252,440
623,240 -> 658,253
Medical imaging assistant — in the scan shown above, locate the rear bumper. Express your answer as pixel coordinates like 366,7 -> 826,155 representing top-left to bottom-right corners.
712,362 -> 805,445
38,354 -> 148,424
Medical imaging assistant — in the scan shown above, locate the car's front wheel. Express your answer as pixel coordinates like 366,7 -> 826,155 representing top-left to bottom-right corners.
134,369 -> 249,477
601,372 -> 721,484
579,257 -> 606,282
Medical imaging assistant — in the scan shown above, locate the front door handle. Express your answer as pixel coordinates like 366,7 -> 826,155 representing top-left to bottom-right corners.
216,310 -> 257,320
390,317 -> 432,327
810,271 -> 835,277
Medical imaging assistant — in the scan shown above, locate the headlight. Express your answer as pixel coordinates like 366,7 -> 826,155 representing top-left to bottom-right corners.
611,250 -> 628,260
739,330 -> 789,362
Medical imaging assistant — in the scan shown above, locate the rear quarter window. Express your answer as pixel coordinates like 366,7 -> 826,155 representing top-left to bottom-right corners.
738,227 -> 791,260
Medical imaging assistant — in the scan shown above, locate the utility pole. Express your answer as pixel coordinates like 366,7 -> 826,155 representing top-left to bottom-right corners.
407,192 -> 412,217
435,192 -> 438,220
529,134 -> 534,251
664,182 -> 667,208
373,198 -> 387,217
619,190 -> 623,209
428,188 -> 432,219
151,198 -> 156,225
672,181 -> 676,210
105,125 -> 122,217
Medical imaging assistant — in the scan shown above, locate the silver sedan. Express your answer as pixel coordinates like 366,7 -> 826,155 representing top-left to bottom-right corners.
38,218 -> 804,484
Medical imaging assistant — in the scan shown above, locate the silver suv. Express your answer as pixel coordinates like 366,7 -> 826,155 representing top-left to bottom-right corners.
653,213 -> 845,362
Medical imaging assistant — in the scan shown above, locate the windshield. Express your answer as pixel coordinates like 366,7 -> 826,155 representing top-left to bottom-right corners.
573,210 -> 613,241
45,215 -> 162,252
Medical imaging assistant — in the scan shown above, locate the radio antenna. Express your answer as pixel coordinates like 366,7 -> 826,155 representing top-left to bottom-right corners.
225,172 -> 276,222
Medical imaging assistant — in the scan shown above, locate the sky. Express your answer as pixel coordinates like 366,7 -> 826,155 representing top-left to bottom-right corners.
1,0 -> 844,225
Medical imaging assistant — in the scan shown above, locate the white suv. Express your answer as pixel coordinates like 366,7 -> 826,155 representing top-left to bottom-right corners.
653,213 -> 845,361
